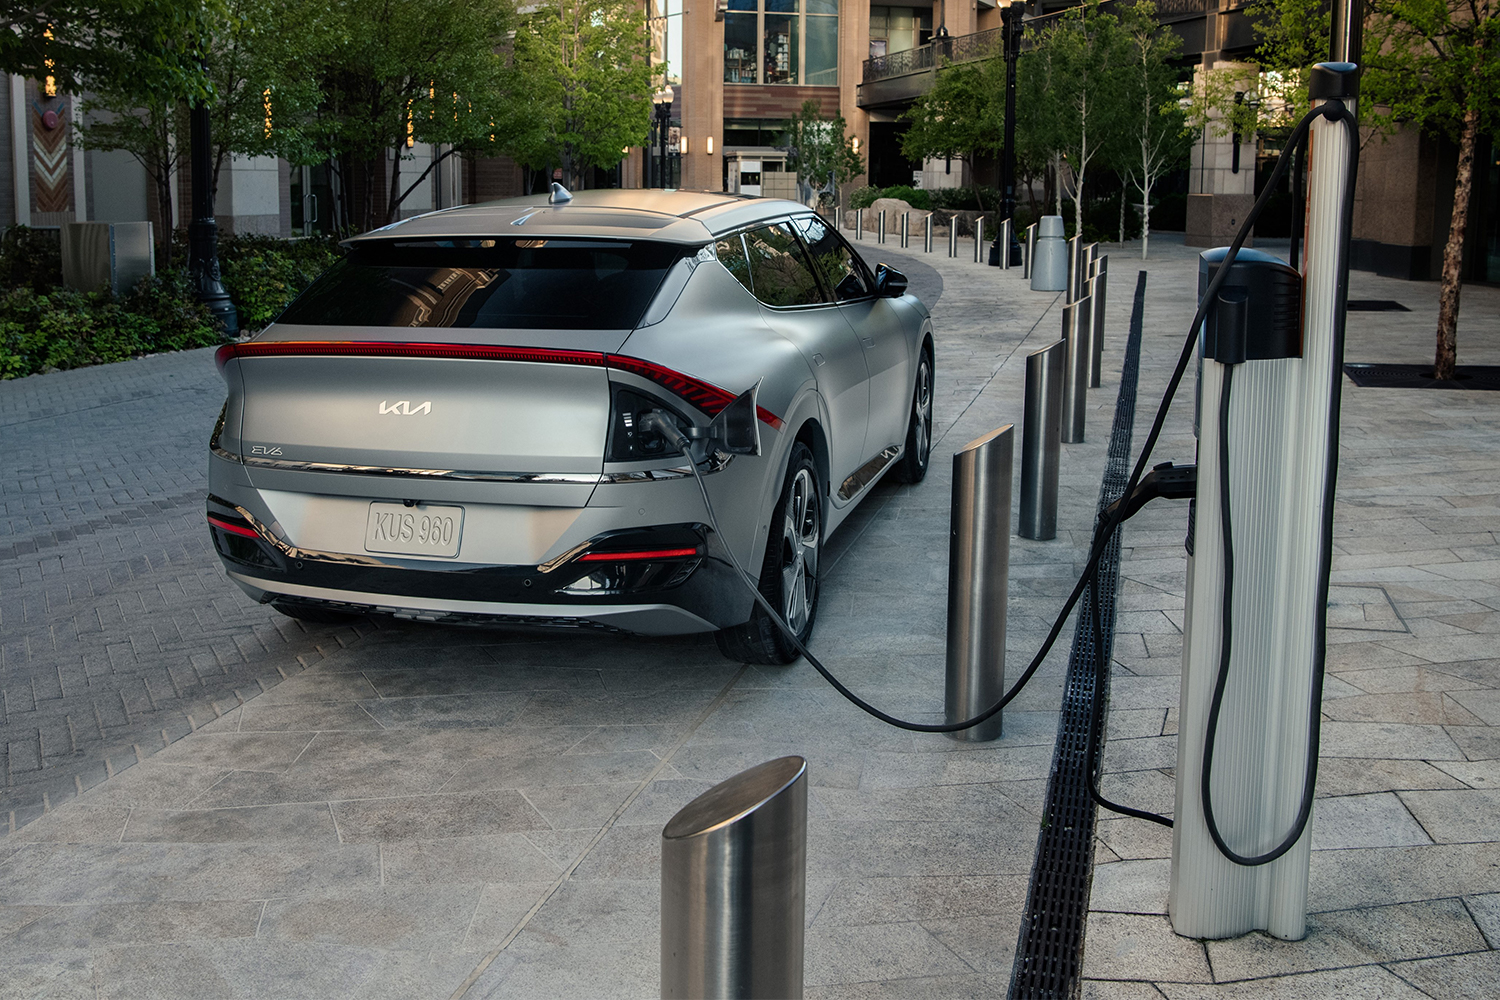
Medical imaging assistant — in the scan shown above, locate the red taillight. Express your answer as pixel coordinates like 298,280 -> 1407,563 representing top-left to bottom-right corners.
207,514 -> 260,539
214,341 -> 783,429
577,547 -> 701,563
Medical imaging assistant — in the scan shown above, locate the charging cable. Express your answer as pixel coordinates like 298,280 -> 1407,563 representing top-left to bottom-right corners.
643,98 -> 1358,858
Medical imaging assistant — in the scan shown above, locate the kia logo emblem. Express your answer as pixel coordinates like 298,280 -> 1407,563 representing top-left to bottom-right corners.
379,400 -> 432,416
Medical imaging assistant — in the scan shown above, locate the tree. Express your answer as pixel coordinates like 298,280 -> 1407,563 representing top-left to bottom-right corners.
1250,0 -> 1500,379
1020,0 -> 1132,239
289,0 -> 514,231
899,60 -> 997,204
504,0 -> 652,191
782,100 -> 863,209
1363,0 -> 1498,379
1115,1 -> 1193,257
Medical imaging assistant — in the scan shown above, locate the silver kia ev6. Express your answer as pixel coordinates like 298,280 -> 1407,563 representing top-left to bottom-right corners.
208,189 -> 934,663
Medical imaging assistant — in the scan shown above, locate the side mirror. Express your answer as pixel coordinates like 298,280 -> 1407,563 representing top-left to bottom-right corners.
875,263 -> 909,298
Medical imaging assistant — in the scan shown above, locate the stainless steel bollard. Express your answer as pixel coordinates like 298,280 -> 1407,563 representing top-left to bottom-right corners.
878,210 -> 886,245
948,221 -> 958,258
974,217 -> 984,263
900,212 -> 910,249
924,215 -> 934,253
1089,255 -> 1108,388
856,210 -> 863,241
999,218 -> 1013,271
1078,243 -> 1098,303
1023,223 -> 1037,279
662,756 -> 808,1000
946,425 -> 1013,742
1060,295 -> 1092,443
1020,341 -> 1065,540
1066,236 -> 1082,301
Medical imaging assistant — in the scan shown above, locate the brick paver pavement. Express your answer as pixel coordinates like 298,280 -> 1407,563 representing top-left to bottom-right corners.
0,349 -> 375,830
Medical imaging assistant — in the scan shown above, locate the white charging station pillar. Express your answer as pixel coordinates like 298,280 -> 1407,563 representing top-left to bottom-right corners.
1169,62 -> 1359,941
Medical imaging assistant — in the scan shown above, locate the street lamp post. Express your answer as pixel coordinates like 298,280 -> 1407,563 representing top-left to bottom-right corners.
187,65 -> 237,336
999,1 -> 1023,266
655,89 -> 674,188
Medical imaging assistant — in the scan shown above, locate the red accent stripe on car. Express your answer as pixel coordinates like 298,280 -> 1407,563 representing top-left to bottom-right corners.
207,514 -> 261,539
214,342 -> 784,428
576,547 -> 701,563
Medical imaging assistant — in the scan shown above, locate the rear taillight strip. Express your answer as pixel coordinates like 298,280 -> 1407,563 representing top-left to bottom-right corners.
215,341 -> 783,429
576,547 -> 702,563
207,513 -> 261,539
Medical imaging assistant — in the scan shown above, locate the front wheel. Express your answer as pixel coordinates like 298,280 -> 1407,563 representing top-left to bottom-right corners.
714,443 -> 822,665
895,351 -> 933,484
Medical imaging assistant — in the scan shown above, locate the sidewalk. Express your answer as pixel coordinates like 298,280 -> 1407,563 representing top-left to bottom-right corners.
1,233 -> 1497,999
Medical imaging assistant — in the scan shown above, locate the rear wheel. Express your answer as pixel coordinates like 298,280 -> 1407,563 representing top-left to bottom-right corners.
895,350 -> 933,484
715,443 -> 821,665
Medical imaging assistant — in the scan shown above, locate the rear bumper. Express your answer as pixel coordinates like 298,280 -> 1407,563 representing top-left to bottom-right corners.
227,573 -> 718,635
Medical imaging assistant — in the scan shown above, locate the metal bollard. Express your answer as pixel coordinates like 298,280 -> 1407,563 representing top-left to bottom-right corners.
1078,243 -> 1098,303
924,215 -> 934,253
878,210 -> 886,245
999,218 -> 1013,271
1023,222 -> 1037,279
1090,255 -> 1108,388
974,217 -> 985,263
1060,295 -> 1092,443
855,210 -> 863,241
1019,341 -> 1065,540
945,425 -> 1012,742
900,212 -> 910,249
1066,236 -> 1082,301
662,756 -> 808,999
948,221 -> 958,258
1030,216 -> 1067,291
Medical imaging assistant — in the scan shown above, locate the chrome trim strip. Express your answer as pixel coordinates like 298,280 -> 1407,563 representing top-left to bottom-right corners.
837,445 -> 902,502
215,449 -> 730,484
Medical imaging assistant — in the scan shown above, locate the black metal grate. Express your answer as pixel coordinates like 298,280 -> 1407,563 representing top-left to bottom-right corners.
1345,299 -> 1410,312
1009,270 -> 1149,999
1344,363 -> 1500,390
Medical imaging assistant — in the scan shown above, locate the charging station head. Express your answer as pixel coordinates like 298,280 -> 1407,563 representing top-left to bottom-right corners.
708,383 -> 762,457
1198,248 -> 1303,364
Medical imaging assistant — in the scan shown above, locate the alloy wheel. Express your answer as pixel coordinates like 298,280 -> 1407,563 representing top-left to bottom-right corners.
780,467 -> 820,633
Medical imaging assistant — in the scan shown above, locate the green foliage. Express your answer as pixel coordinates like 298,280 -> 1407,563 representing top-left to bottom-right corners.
1363,0 -> 1500,144
0,226 -> 64,293
783,100 -> 864,206
0,270 -> 217,380
900,61 -> 999,198
927,187 -> 1002,211
503,0 -> 651,190
849,186 -> 882,210
874,185 -> 932,210
1114,1 -> 1193,255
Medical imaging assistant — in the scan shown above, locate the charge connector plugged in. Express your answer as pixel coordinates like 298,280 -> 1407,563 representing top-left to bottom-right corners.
1099,461 -> 1197,528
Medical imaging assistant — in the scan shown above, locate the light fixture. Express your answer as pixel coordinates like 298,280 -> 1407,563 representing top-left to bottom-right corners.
263,87 -> 272,139
681,136 -> 689,154
852,137 -> 860,152
707,136 -> 714,155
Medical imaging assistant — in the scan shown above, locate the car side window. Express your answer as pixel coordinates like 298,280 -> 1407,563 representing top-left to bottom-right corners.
716,234 -> 755,296
791,215 -> 871,301
742,222 -> 827,308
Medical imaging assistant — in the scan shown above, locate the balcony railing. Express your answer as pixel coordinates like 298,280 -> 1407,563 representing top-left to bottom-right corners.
862,27 -> 1004,84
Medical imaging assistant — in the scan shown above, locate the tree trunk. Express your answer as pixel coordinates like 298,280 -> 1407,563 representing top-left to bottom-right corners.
1118,184 -> 1126,244
1433,104 -> 1478,380
385,147 -> 402,226
1141,176 -> 1152,259
154,171 -> 174,269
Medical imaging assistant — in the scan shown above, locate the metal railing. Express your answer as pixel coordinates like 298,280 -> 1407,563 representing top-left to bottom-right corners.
862,27 -> 1003,84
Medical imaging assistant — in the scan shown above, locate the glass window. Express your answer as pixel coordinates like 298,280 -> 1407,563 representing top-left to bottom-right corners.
805,0 -> 836,12
804,15 -> 838,86
716,235 -> 755,295
792,216 -> 871,301
743,223 -> 825,307
724,13 -> 758,84
764,14 -> 798,84
277,240 -> 691,330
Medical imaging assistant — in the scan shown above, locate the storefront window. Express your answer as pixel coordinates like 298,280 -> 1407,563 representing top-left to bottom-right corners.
724,1 -> 759,85
764,12 -> 798,84
724,0 -> 836,86
805,14 -> 838,85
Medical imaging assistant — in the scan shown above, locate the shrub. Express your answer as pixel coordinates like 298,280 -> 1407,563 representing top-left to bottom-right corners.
120,269 -> 217,352
0,225 -> 63,292
875,185 -> 932,210
849,186 -> 882,210
217,232 -> 344,330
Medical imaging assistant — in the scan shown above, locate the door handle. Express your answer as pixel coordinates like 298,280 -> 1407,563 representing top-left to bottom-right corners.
861,336 -> 875,348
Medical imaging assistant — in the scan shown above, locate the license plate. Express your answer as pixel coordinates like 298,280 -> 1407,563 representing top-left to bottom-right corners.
365,503 -> 464,558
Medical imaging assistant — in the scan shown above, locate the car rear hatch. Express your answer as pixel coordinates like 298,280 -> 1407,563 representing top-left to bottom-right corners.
216,237 -> 700,504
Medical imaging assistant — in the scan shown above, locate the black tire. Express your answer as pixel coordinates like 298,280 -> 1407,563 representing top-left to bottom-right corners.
272,601 -> 365,624
894,349 -> 933,484
714,442 -> 822,665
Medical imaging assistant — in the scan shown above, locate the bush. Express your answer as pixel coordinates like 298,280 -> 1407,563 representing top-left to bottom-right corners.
217,233 -> 343,330
849,186 -> 882,210
874,185 -> 932,210
0,225 -> 63,292
1083,193 -> 1142,244
121,269 -> 218,352
926,187 -> 1002,212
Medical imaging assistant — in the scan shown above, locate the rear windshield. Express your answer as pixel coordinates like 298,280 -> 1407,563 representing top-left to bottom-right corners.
277,239 -> 695,330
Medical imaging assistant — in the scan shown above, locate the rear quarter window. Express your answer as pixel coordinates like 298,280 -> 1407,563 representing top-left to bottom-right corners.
277,238 -> 695,330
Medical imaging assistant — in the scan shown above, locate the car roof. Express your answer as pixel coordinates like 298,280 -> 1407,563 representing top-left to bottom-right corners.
343,190 -> 815,246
